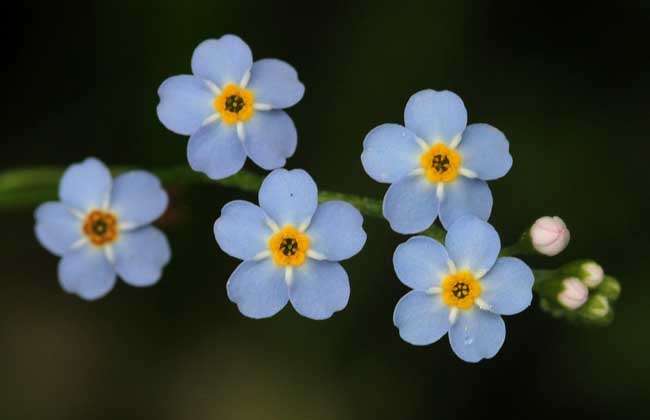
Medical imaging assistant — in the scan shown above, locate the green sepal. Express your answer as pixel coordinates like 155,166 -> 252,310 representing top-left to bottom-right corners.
596,275 -> 621,302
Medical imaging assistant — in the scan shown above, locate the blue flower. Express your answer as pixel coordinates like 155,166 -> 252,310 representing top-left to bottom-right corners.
361,89 -> 512,233
214,169 -> 367,320
157,34 -> 305,180
34,158 -> 171,300
392,216 -> 533,362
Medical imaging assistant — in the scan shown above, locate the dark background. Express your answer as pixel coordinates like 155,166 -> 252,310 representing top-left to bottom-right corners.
3,1 -> 649,419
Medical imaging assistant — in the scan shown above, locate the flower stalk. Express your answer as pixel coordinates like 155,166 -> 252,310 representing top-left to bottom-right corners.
0,165 -> 447,239
1,165 -> 619,326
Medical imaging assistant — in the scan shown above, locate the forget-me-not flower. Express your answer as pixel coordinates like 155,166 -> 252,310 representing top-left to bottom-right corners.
34,158 -> 171,300
392,216 -> 533,362
361,89 -> 512,233
214,169 -> 367,320
157,34 -> 305,180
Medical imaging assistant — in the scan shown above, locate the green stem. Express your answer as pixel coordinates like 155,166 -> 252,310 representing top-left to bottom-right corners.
317,190 -> 382,219
0,165 -> 444,238
1,165 -> 617,325
500,231 -> 534,257
532,269 -> 556,289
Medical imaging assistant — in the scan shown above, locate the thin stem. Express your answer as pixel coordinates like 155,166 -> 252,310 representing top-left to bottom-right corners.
532,269 -> 556,289
0,165 -> 445,238
1,165 -> 615,325
500,231 -> 534,257
0,166 -> 262,207
318,190 -> 382,219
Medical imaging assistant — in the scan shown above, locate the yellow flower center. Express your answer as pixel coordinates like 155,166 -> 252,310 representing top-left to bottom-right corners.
268,225 -> 310,267
441,271 -> 482,310
83,210 -> 119,246
420,142 -> 462,183
214,83 -> 255,125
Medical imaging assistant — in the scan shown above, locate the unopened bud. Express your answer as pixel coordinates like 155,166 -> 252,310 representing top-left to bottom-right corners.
530,216 -> 570,256
557,277 -> 588,310
597,276 -> 621,301
579,294 -> 610,321
581,261 -> 604,288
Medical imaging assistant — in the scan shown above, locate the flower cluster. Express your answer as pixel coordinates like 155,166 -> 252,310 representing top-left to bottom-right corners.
360,89 -> 536,361
536,260 -> 620,326
32,34 -> 610,363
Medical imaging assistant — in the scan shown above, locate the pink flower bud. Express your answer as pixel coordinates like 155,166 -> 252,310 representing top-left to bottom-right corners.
581,261 -> 604,288
558,277 -> 588,310
530,216 -> 570,256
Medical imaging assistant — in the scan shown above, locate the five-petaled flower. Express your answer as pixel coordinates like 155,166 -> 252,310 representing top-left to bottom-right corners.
214,169 -> 367,320
392,216 -> 533,362
34,158 -> 171,300
361,89 -> 512,233
157,34 -> 305,180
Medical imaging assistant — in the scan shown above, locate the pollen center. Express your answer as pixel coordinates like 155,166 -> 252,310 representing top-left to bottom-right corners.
431,154 -> 451,173
214,83 -> 255,125
441,271 -> 482,310
420,143 -> 462,183
83,210 -> 119,246
225,95 -> 245,113
452,282 -> 470,298
280,238 -> 299,256
269,225 -> 310,267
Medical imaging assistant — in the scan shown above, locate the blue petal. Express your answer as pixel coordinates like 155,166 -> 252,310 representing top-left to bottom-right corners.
361,124 -> 422,183
457,124 -> 512,181
403,90 -> 467,143
480,257 -> 534,315
34,202 -> 82,256
383,175 -> 439,234
214,200 -> 273,260
191,35 -> 253,87
258,169 -> 318,227
289,260 -> 350,320
157,75 -> 215,136
113,227 -> 171,287
448,309 -> 505,363
58,246 -> 116,301
110,171 -> 168,228
305,201 -> 366,261
439,177 -> 492,229
243,110 -> 297,170
393,236 -> 451,291
187,122 -> 247,180
247,59 -> 305,109
393,290 -> 451,345
445,216 -> 500,274
227,259 -> 288,319
59,158 -> 112,212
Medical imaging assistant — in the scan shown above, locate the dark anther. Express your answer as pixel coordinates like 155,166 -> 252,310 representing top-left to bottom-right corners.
92,220 -> 108,236
280,238 -> 299,256
452,282 -> 470,299
225,95 -> 245,113
431,154 -> 451,173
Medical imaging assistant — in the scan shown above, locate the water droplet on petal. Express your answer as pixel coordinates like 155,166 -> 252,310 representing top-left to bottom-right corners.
463,326 -> 473,345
